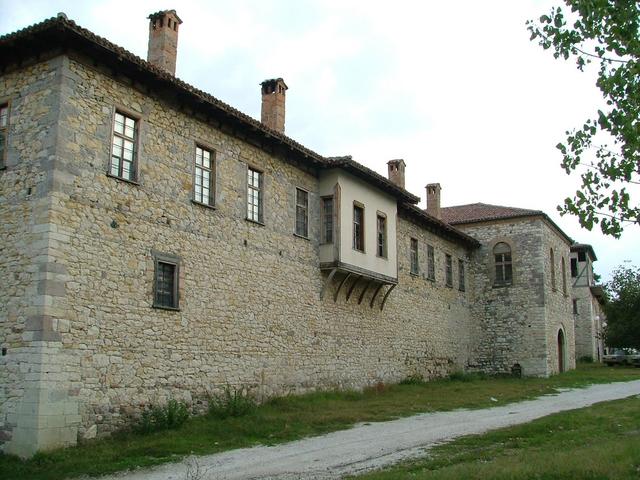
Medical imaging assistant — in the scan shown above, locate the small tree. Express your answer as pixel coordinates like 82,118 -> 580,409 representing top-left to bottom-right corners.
527,1 -> 640,237
603,265 -> 640,348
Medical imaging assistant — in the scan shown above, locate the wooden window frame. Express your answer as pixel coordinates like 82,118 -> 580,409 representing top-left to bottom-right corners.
427,244 -> 435,281
493,242 -> 513,286
445,254 -> 453,288
376,212 -> 387,259
295,187 -> 309,238
353,202 -> 365,252
321,196 -> 334,244
152,251 -> 180,310
458,258 -> 465,292
410,238 -> 419,275
246,166 -> 264,224
193,144 -> 215,207
109,108 -> 140,183
0,101 -> 10,170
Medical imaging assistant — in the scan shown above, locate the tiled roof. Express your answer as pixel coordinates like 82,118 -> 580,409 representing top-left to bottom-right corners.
441,203 -> 544,225
571,243 -> 598,261
398,203 -> 480,248
0,14 -> 422,206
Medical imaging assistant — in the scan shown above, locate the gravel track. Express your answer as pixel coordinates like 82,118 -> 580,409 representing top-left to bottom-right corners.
98,380 -> 640,480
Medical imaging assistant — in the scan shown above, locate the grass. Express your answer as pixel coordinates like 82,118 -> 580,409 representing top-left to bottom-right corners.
355,396 -> 640,480
1,363 -> 638,479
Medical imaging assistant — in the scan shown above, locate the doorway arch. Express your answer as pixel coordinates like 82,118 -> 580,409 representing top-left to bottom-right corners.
557,329 -> 565,373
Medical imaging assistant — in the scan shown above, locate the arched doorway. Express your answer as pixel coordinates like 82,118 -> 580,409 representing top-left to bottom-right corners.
557,329 -> 565,373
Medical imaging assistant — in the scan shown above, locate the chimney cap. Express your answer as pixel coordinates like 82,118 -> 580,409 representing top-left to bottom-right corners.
387,159 -> 406,166
426,183 -> 441,189
148,10 -> 183,24
260,78 -> 288,90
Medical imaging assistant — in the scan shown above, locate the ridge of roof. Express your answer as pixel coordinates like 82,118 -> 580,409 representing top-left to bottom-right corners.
0,14 -> 421,205
398,203 -> 480,248
325,156 -> 420,204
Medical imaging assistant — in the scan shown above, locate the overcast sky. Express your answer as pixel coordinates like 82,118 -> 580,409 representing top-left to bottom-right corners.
1,0 -> 638,282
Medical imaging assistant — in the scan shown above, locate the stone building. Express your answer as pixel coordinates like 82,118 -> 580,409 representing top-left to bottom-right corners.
0,11 -> 599,457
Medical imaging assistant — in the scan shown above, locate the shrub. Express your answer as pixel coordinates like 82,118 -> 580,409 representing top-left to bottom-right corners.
208,386 -> 256,419
399,374 -> 424,385
136,399 -> 190,434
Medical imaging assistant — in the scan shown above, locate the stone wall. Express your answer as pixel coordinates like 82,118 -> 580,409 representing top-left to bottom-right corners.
454,218 -> 549,376
541,223 -> 575,374
0,54 -> 479,455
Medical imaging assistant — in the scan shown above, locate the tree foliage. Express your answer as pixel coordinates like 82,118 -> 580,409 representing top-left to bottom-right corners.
603,265 -> 640,348
527,1 -> 640,237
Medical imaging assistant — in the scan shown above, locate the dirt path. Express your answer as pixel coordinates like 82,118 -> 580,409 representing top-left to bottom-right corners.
98,380 -> 640,480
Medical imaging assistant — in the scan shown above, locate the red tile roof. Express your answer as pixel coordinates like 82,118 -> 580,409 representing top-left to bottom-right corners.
441,203 -> 544,225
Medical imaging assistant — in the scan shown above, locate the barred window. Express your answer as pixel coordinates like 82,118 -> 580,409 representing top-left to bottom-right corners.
445,254 -> 453,287
321,196 -> 333,244
427,244 -> 435,281
458,259 -> 465,292
194,146 -> 214,206
295,188 -> 309,237
410,238 -> 419,274
376,213 -> 387,258
247,167 -> 263,223
353,204 -> 364,251
153,253 -> 179,310
494,242 -> 513,285
0,103 -> 8,168
110,111 -> 137,181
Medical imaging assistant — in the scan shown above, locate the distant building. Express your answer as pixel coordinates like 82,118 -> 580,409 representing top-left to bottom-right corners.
0,11 -> 601,457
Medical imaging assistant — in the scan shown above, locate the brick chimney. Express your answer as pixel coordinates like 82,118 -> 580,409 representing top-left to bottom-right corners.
426,183 -> 442,219
147,10 -> 182,75
387,159 -> 406,189
260,78 -> 288,133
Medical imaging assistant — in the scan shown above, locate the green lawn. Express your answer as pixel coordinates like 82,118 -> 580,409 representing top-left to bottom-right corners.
1,363 -> 638,480
355,396 -> 640,480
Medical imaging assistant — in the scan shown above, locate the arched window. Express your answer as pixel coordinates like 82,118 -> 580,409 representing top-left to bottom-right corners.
561,257 -> 567,295
550,248 -> 556,291
494,242 -> 512,285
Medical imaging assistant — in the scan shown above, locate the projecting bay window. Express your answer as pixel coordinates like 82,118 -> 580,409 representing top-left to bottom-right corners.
247,167 -> 263,223
321,196 -> 333,244
353,203 -> 364,252
194,146 -> 215,206
110,111 -> 138,182
427,244 -> 435,281
295,188 -> 309,238
0,103 -> 8,169
153,252 -> 180,310
445,254 -> 453,287
458,259 -> 465,292
376,213 -> 387,258
410,238 -> 419,274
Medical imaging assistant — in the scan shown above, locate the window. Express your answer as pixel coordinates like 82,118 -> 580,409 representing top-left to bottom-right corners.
321,196 -> 334,244
110,111 -> 138,181
570,257 -> 578,278
353,204 -> 364,251
295,188 -> 309,237
194,146 -> 214,206
0,103 -> 8,168
550,248 -> 556,291
573,299 -> 579,315
494,242 -> 513,285
458,259 -> 465,292
153,253 -> 179,310
561,257 -> 567,295
578,251 -> 586,262
376,213 -> 387,258
247,167 -> 263,223
410,238 -> 419,274
427,244 -> 435,281
445,254 -> 453,287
